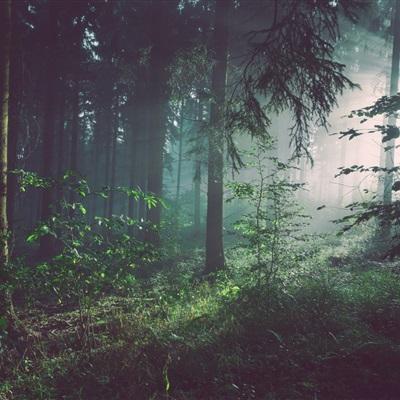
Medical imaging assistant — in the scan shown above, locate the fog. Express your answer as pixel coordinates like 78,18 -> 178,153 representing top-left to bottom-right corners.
163,14 -> 397,235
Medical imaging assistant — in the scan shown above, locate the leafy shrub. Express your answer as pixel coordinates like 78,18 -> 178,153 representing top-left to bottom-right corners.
6,170 -> 163,305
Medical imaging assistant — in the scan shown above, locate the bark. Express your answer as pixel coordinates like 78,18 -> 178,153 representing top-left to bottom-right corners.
7,5 -> 22,236
103,128 -> 111,217
90,108 -> 102,220
176,99 -> 185,203
193,100 -> 203,237
69,79 -> 80,209
204,0 -> 231,274
145,3 -> 169,245
0,0 -> 11,271
0,0 -> 11,326
56,89 -> 66,210
107,107 -> 118,218
69,81 -> 80,176
382,0 -> 400,239
39,4 -> 59,258
102,83 -> 113,218
377,66 -> 391,197
127,81 -> 148,231
383,0 -> 400,206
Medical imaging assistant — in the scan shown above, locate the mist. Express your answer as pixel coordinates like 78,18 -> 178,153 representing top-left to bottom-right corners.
2,1 -> 400,399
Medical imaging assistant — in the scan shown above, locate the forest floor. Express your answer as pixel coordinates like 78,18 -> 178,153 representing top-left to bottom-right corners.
2,240 -> 400,399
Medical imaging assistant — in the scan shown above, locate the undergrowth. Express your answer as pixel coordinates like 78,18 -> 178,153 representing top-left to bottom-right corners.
2,238 -> 400,400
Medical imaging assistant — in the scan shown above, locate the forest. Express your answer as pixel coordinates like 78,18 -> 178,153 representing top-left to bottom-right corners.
3,0 -> 400,398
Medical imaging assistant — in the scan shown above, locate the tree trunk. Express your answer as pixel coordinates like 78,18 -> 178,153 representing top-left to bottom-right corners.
39,4 -> 59,258
103,128 -> 111,217
145,3 -> 169,245
90,108 -> 102,220
101,85 -> 113,218
69,79 -> 80,209
0,0 -> 11,272
56,89 -> 66,210
7,5 -> 21,237
107,107 -> 118,218
382,0 -> 400,240
176,99 -> 185,203
204,0 -> 231,274
193,100 -> 203,237
0,0 -> 11,328
383,0 -> 400,206
377,65 -> 391,198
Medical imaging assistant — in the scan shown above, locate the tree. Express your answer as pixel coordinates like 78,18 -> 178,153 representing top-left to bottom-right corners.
7,0 -> 23,236
38,3 -> 60,257
204,0 -> 362,274
204,0 -> 231,274
0,0 -> 11,270
144,1 -> 174,244
0,0 -> 11,327
193,99 -> 204,237
175,99 -> 185,203
383,0 -> 400,208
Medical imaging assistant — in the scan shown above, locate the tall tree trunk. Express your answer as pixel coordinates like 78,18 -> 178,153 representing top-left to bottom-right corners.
193,100 -> 203,237
69,81 -> 79,175
107,109 -> 118,218
69,79 -> 80,209
127,123 -> 137,223
383,0 -> 400,205
56,90 -> 66,210
103,127 -> 111,217
377,65 -> 391,197
101,85 -> 113,218
136,82 -> 150,232
382,0 -> 400,239
127,82 -> 149,228
0,0 -> 11,327
176,99 -> 185,203
204,0 -> 231,274
0,0 -> 11,272
145,3 -> 169,245
7,5 -> 21,238
39,4 -> 59,258
90,109 -> 102,220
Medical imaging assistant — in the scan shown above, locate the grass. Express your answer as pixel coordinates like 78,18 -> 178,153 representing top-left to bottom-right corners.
2,248 -> 400,399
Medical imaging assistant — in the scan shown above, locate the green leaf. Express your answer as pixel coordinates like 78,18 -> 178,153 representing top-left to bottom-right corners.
26,233 -> 38,243
0,316 -> 8,331
78,204 -> 87,215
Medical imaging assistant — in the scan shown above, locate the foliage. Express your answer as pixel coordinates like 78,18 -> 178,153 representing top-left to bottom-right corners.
3,171 -> 164,305
227,140 -> 310,284
334,94 -> 400,257
235,0 -> 364,158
